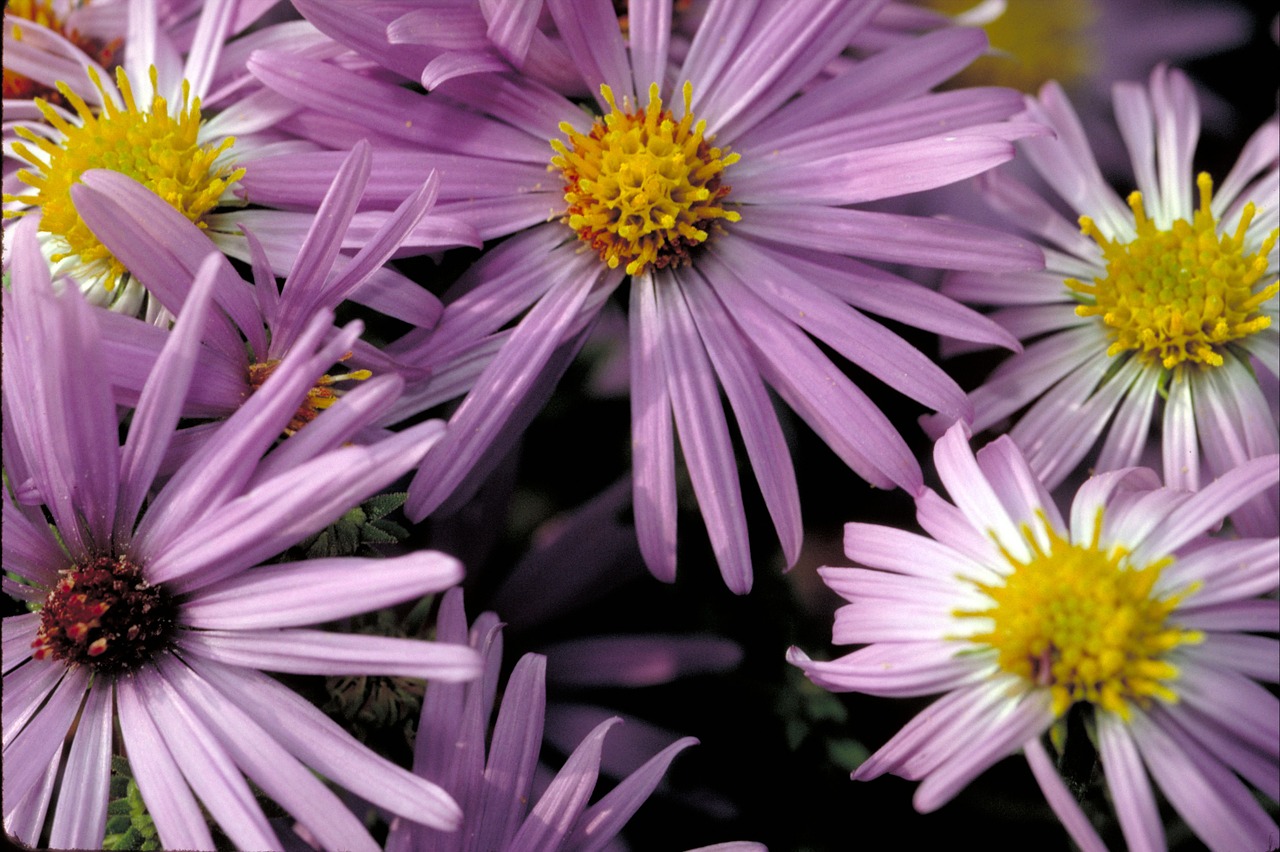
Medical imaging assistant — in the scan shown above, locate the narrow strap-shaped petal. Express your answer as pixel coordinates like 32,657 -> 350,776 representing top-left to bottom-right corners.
74,170 -> 260,361
701,0 -> 884,140
3,658 -> 66,746
482,0 -> 541,66
789,641 -> 988,698
932,424 -> 1028,561
138,666 -> 281,850
675,275 -> 802,565
733,134 -> 1015,206
246,375 -> 411,486
187,657 -> 463,830
699,253 -> 919,491
406,265 -> 604,521
149,422 -> 446,592
156,656 -> 380,852
1,614 -> 41,676
566,734 -> 697,852
626,0 -> 672,94
655,275 -> 752,593
1130,707 -> 1278,851
272,141 -> 372,354
1135,454 -> 1279,562
974,435 -> 1064,540
2,665 -> 87,813
732,204 -> 1043,272
2,744 -> 60,847
474,653 -> 547,852
1098,712 -> 1165,852
180,0 -> 237,100
133,314 -> 357,559
854,683 -> 999,782
1009,349 -> 1126,489
912,688 -> 1054,812
47,680 -> 112,850
748,26 -> 987,136
182,551 -> 463,629
630,273 -> 679,582
711,236 -> 972,421
1156,538 -> 1279,606
1149,65 -> 1199,228
1095,363 -> 1161,474
1024,738 -> 1107,852
545,0 -> 634,103
180,629 -> 483,680
115,254 -> 220,543
510,718 -> 619,851
116,676 -> 215,851
842,523 -> 1000,586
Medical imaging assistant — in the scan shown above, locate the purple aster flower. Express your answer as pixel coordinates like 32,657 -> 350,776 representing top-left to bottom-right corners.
931,65 -> 1279,536
244,0 -> 1043,593
385,587 -> 704,851
2,217 -> 483,849
1,0 -> 350,317
789,421 -> 1279,852
62,142 -> 476,467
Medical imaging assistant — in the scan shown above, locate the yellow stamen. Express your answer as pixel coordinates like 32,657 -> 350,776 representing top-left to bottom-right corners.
1066,173 -> 1278,370
3,65 -> 243,295
550,82 -> 740,276
957,510 -> 1201,720
248,358 -> 373,436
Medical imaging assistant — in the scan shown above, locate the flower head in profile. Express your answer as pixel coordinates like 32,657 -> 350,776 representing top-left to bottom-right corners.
789,422 -> 1279,851
936,64 -> 1279,536
386,587 -> 699,851
2,218 -> 482,849
246,0 -> 1043,593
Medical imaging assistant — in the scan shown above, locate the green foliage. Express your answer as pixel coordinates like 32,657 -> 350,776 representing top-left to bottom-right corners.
103,756 -> 161,850
294,492 -> 409,559
777,668 -> 869,773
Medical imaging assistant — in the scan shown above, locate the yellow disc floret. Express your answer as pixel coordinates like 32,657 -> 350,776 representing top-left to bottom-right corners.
958,512 -> 1201,719
3,66 -> 243,293
1066,174 -> 1279,370
550,82 -> 740,276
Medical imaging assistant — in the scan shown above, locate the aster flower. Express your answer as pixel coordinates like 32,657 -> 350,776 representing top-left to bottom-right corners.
932,64 -> 1279,536
2,217 -> 483,849
65,141 -> 476,465
244,0 -> 1043,593
1,0 -> 349,317
385,587 -> 702,851
789,422 -> 1279,852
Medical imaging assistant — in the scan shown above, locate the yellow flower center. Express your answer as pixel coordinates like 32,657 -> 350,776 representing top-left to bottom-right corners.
550,82 -> 740,276
3,0 -> 123,102
958,512 -> 1201,719
3,66 -> 243,294
1066,174 -> 1278,370
921,0 -> 1099,93
247,358 -> 373,436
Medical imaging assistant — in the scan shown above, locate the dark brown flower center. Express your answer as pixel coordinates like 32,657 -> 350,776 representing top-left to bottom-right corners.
33,555 -> 176,673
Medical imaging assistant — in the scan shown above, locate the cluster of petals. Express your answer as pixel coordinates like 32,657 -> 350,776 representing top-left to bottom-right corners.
385,588 -> 760,852
1,217 -> 482,850
790,422 -> 1279,852
239,0 -> 1046,593
932,64 -> 1279,536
